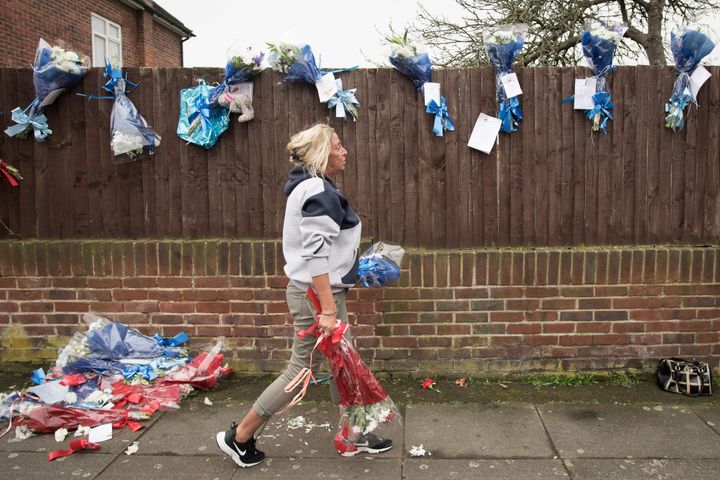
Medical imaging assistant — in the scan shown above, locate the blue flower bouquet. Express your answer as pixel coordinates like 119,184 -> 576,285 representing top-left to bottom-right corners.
208,43 -> 265,106
484,24 -> 527,133
177,80 -> 230,149
579,21 -> 626,134
267,42 -> 339,103
358,242 -> 405,288
386,29 -> 453,136
5,39 -> 87,142
665,26 -> 716,132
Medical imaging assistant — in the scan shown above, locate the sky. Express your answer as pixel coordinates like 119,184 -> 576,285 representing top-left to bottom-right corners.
155,0 -> 720,67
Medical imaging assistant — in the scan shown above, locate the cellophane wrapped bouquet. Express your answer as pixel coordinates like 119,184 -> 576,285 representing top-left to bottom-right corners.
300,291 -> 401,456
484,24 -> 527,133
579,21 -> 627,134
665,25 -> 716,132
358,242 -> 405,287
386,29 -> 453,136
105,63 -> 161,163
210,42 -> 265,123
177,79 -> 230,149
5,39 -> 88,142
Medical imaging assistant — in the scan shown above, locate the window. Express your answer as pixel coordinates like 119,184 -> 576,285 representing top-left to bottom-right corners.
91,13 -> 122,67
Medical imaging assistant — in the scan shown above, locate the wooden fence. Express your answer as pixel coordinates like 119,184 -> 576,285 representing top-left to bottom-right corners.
0,66 -> 718,248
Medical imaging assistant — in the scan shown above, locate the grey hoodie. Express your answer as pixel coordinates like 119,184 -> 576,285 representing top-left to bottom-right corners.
282,166 -> 361,291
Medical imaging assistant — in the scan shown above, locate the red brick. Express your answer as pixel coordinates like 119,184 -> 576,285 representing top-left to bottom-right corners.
489,287 -> 524,298
123,277 -> 158,288
195,326 -> 233,336
54,302 -> 89,312
507,323 -> 541,334
524,335 -> 559,345
526,311 -> 558,322
592,334 -> 630,345
123,301 -> 159,313
157,277 -> 193,288
577,322 -> 611,333
159,302 -> 195,313
506,299 -> 540,310
113,290 -> 147,301
383,336 -> 419,348
612,322 -> 646,333
437,324 -> 472,335
559,335 -> 593,346
543,323 -> 575,334
89,301 -> 124,312
541,298 -> 576,310
525,287 -> 560,298
578,298 -> 612,309
489,311 -> 524,322
265,302 -> 289,314
230,302 -> 265,314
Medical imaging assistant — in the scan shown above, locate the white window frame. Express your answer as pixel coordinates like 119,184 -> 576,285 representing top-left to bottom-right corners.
91,13 -> 123,67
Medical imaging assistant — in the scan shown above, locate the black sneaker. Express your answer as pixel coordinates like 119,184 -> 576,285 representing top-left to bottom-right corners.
215,422 -> 265,468
342,433 -> 393,457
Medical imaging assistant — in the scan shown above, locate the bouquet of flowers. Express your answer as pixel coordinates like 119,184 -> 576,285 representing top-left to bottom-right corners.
386,29 -> 454,136
266,41 -> 303,74
358,241 -> 405,287
5,39 -> 88,142
177,79 -> 230,149
94,62 -> 161,163
665,26 -> 716,132
578,21 -> 627,134
209,43 -> 265,108
484,24 -> 527,133
298,289 -> 401,456
0,160 -> 22,187
268,42 -> 346,103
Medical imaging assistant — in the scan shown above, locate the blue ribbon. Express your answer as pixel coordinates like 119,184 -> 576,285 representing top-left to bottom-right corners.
154,332 -> 189,347
31,368 -> 46,385
76,60 -> 140,101
121,364 -> 158,381
498,97 -> 523,133
426,97 -> 455,137
187,94 -> 212,132
327,87 -> 360,121
586,91 -> 614,135
4,103 -> 52,142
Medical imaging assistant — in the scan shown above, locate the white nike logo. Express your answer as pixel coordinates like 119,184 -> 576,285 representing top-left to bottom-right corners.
233,444 -> 247,456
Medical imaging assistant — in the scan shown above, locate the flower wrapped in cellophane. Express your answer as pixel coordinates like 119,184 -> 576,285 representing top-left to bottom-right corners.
99,62 -> 161,164
665,26 -> 716,132
484,24 -> 527,134
295,289 -> 401,456
209,43 -> 265,124
177,79 -> 230,149
5,39 -> 88,142
268,42 -> 341,103
386,29 -> 454,136
358,241 -> 404,287
0,160 -> 23,187
578,21 -> 627,134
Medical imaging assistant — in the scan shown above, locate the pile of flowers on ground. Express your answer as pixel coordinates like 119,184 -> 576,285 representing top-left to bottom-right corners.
0,314 -> 230,461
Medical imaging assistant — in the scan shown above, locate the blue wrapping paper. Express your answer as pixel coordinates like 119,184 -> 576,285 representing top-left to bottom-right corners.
389,52 -> 432,90
86,322 -> 182,359
177,80 -> 230,149
665,28 -> 716,132
485,28 -> 525,133
426,97 -> 455,136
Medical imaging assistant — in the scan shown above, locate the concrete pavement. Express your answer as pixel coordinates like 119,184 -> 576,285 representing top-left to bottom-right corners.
1,376 -> 719,479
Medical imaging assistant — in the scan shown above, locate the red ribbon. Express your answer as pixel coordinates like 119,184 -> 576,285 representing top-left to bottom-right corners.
60,373 -> 87,387
0,165 -> 18,187
48,438 -> 100,462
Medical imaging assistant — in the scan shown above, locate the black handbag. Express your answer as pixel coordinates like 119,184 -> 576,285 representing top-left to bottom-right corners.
656,357 -> 713,396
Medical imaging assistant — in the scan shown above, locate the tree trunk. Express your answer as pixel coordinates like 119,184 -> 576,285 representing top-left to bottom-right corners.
644,0 -> 667,65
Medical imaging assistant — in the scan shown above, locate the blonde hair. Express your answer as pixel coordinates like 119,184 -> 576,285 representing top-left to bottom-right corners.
287,124 -> 334,177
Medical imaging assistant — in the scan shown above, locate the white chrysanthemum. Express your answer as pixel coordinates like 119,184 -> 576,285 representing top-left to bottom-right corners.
111,130 -> 145,157
489,30 -> 516,45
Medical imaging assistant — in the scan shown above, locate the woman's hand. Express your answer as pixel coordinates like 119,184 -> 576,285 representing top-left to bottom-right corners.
318,312 -> 337,337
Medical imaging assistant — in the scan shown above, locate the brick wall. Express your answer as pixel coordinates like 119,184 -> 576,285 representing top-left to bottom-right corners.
0,0 -> 183,67
0,240 -> 718,374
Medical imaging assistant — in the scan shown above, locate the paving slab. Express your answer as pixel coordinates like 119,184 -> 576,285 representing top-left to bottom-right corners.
537,404 -> 720,459
0,410 -> 163,454
0,451 -> 116,479
403,459 -> 569,480
404,404 -> 553,459
96,454 -> 237,480
565,459 -> 720,480
691,405 -> 720,435
231,457 -> 401,479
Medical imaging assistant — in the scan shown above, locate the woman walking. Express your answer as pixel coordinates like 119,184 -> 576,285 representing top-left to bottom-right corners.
216,124 -> 392,468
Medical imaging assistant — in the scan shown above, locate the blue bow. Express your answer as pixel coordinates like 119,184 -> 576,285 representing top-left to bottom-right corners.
587,91 -> 614,135
426,97 -> 455,137
153,331 -> 189,347
498,97 -> 523,133
121,364 -> 158,381
327,87 -> 360,121
4,104 -> 52,142
187,94 -> 212,134
664,86 -> 693,133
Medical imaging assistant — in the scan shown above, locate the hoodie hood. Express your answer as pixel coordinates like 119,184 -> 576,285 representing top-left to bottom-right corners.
284,166 -> 335,196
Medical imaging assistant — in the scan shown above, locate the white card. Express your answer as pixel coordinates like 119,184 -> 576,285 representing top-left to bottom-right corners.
423,82 -> 441,106
500,73 -> 522,98
468,113 -> 502,154
573,77 -> 597,110
229,82 -> 253,100
39,88 -> 66,107
88,423 -> 113,443
689,64 -> 711,101
334,78 -> 346,118
28,380 -> 69,404
315,72 -> 338,103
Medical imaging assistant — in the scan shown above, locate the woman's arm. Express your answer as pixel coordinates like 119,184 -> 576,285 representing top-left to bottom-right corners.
311,273 -> 338,337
